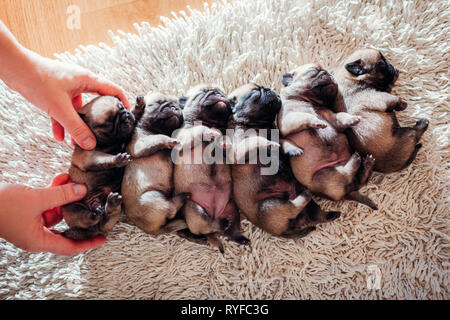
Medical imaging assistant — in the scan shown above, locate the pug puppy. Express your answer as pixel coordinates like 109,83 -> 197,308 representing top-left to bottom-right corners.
333,49 -> 429,173
230,83 -> 341,237
122,93 -> 188,235
173,84 -> 249,252
279,64 -> 377,209
62,96 -> 136,240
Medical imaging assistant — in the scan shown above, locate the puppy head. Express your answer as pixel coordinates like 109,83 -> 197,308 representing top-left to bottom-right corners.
341,49 -> 399,90
230,83 -> 281,127
78,96 -> 135,147
180,84 -> 232,128
281,64 -> 338,106
133,92 -> 183,136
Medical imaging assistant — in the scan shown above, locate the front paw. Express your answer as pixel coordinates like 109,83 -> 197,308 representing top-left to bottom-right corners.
114,153 -> 132,167
344,115 -> 360,127
394,99 -> 407,111
283,144 -> 303,157
107,192 -> 122,208
166,138 -> 180,149
309,119 -> 328,129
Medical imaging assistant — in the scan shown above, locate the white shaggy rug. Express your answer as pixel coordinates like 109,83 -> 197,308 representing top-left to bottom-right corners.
0,0 -> 448,299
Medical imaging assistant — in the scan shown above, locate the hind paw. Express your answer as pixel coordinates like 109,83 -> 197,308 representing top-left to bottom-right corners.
394,100 -> 407,111
326,211 -> 341,221
415,119 -> 429,130
107,192 -> 122,207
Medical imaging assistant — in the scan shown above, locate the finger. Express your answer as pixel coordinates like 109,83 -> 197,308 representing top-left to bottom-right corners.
72,94 -> 83,110
50,173 -> 71,187
54,99 -> 96,150
51,118 -> 65,141
42,208 -> 62,228
41,228 -> 106,256
81,75 -> 131,109
35,183 -> 87,211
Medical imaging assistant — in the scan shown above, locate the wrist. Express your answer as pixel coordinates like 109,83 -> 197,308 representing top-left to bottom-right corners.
0,45 -> 41,94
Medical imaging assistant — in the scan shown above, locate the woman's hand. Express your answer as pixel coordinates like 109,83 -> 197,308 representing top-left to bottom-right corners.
0,174 -> 106,256
0,21 -> 130,150
11,53 -> 131,150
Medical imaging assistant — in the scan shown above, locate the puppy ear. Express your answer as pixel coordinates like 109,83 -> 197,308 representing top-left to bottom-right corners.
345,59 -> 367,76
179,96 -> 188,110
281,73 -> 293,87
132,95 -> 146,121
229,96 -> 237,112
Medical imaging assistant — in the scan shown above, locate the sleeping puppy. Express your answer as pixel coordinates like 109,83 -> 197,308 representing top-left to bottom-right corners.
279,64 -> 377,209
173,84 -> 249,252
231,83 -> 340,237
122,93 -> 188,235
333,49 -> 429,173
62,96 -> 136,240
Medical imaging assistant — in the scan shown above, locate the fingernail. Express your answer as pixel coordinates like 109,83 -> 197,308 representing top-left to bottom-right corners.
82,137 -> 95,149
73,184 -> 86,197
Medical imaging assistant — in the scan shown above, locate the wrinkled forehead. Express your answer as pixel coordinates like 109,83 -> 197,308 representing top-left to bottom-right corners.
229,83 -> 259,100
80,96 -> 120,123
292,63 -> 322,76
347,49 -> 381,63
186,84 -> 225,98
144,92 -> 178,105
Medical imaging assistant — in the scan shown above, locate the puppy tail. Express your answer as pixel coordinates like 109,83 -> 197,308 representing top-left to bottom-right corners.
346,191 -> 378,210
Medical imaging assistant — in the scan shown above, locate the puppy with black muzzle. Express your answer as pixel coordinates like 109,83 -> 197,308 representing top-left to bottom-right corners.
279,64 -> 377,209
173,84 -> 249,252
333,49 -> 429,173
62,96 -> 136,240
230,83 -> 341,237
122,93 -> 188,235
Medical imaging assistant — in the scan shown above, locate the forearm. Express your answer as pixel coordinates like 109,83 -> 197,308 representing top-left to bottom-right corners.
0,20 -> 40,95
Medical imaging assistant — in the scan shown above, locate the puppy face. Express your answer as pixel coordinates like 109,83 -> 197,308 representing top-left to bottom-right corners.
134,92 -> 184,136
230,83 -> 281,126
79,96 -> 135,147
181,84 -> 232,128
281,64 -> 338,106
342,49 -> 399,90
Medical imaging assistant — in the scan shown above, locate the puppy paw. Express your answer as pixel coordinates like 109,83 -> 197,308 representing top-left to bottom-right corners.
415,118 -> 429,130
364,154 -> 376,169
309,119 -> 328,129
166,138 -> 180,149
345,115 -> 360,127
114,153 -> 132,167
92,207 -> 105,220
283,144 -> 303,157
394,99 -> 407,111
234,235 -> 250,245
107,192 -> 122,208
326,211 -> 341,221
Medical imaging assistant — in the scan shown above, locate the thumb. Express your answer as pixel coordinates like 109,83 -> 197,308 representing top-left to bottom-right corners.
54,98 -> 96,150
35,183 -> 87,211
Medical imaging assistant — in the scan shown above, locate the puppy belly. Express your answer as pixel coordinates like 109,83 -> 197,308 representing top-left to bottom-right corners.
256,180 -> 297,202
289,132 -> 351,181
190,183 -> 232,220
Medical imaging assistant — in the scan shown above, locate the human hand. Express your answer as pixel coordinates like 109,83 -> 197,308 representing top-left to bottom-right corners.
0,174 -> 106,256
0,21 -> 130,150
5,50 -> 130,150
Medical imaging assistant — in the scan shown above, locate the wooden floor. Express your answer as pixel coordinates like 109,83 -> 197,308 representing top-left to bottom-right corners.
0,0 -> 211,57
